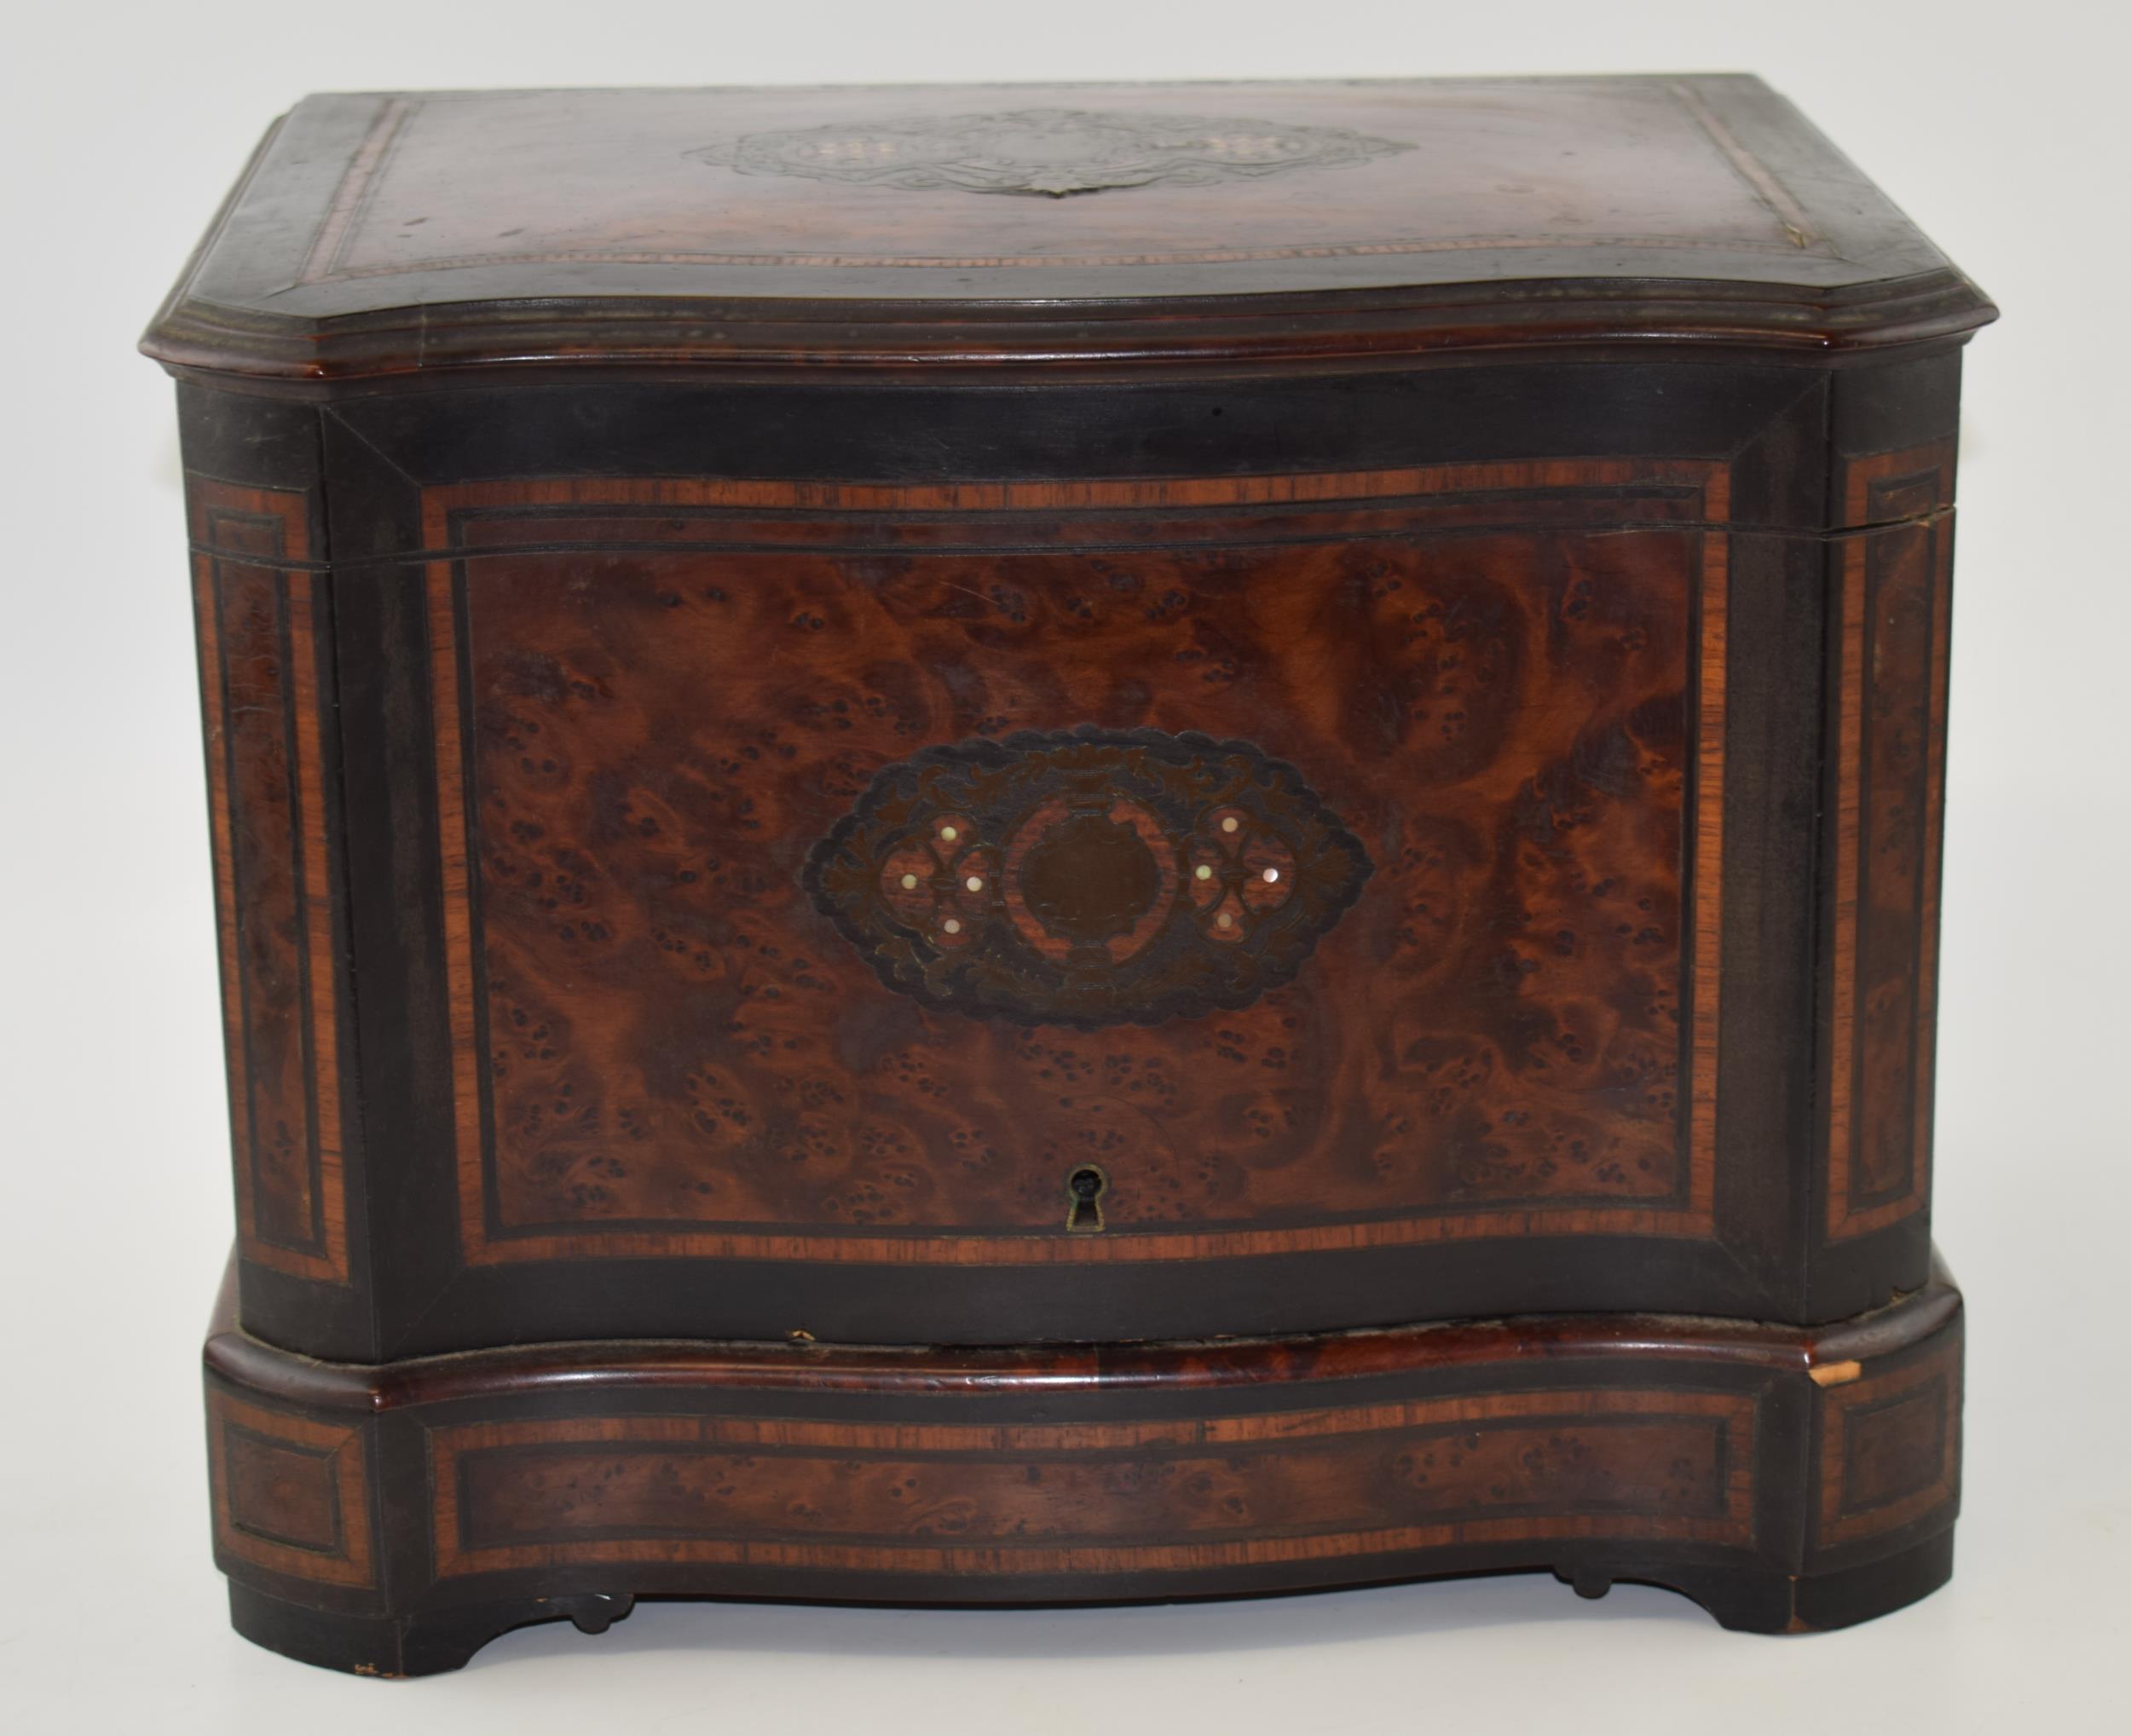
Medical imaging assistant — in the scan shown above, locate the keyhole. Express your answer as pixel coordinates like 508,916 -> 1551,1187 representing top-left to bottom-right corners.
1066,1165 -> 1108,1232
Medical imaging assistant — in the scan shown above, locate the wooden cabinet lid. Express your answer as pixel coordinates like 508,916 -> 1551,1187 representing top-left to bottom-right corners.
141,78 -> 1994,382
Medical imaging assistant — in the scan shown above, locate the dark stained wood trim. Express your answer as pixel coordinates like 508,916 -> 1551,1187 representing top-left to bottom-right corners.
313,365 -> 1857,531
145,269 -> 1995,387
202,1248 -> 1962,1416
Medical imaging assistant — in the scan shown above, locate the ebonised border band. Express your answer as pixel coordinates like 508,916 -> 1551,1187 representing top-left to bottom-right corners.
203,1250 -> 1962,1416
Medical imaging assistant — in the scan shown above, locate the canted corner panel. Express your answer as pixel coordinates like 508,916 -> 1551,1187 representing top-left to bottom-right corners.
421,461 -> 1729,1267
207,1388 -> 376,1588
1841,438 -> 1956,530
1811,1324 -> 1961,1552
425,1386 -> 1759,1580
1826,444 -> 1955,1242
189,478 -> 349,1283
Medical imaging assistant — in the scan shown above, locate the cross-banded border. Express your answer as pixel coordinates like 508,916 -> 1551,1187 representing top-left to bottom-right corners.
1826,441 -> 1956,1240
428,1385 -> 1759,1578
207,1389 -> 375,1588
190,478 -> 349,1283
421,459 -> 1728,1266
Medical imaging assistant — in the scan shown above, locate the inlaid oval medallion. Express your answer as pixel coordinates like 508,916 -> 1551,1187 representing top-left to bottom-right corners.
688,107 -> 1412,199
802,728 -> 1373,1027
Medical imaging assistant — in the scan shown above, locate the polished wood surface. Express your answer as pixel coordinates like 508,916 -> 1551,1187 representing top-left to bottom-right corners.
171,366 -> 1957,1352
1827,443 -> 1956,1239
150,78 -> 1988,1669
204,1255 -> 1964,1672
140,78 -> 1993,380
207,1390 -> 374,1590
425,461 -> 1722,1268
188,481 -> 348,1283
203,1251 -> 1965,1409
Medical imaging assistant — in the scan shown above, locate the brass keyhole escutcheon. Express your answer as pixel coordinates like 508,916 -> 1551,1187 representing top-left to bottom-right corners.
1066,1165 -> 1108,1232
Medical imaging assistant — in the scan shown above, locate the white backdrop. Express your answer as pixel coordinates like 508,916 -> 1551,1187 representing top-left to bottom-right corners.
3,3 -> 2124,1731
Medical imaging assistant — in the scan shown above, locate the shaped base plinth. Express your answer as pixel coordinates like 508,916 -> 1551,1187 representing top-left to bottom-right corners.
205,1258 -> 1961,1673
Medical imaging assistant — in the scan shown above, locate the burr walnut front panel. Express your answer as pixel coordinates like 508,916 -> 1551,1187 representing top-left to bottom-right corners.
423,462 -> 1728,1268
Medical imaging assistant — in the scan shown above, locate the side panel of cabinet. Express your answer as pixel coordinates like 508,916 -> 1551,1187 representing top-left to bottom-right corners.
177,388 -> 376,1358
1803,360 -> 1962,1318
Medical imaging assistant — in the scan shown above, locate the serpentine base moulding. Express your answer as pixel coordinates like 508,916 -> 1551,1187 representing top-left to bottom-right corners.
142,75 -> 1991,1673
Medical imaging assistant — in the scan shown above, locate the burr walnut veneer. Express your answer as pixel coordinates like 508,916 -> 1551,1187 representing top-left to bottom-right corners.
145,77 -> 1990,1673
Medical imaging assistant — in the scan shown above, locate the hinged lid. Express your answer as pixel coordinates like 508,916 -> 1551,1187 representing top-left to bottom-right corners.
142,76 -> 1995,382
